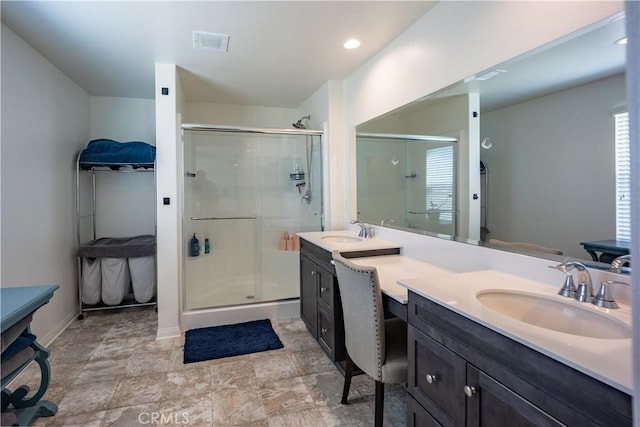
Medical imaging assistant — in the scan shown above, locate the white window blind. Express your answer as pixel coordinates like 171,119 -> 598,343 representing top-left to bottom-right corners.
614,112 -> 630,241
425,146 -> 454,222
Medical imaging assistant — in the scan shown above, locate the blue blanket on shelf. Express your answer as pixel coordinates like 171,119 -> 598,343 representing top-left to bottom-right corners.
79,139 -> 155,169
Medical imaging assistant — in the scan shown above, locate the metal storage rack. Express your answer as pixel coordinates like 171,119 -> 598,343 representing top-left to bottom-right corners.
75,152 -> 157,319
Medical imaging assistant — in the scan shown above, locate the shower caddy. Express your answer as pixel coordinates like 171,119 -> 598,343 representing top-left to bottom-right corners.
75,140 -> 157,320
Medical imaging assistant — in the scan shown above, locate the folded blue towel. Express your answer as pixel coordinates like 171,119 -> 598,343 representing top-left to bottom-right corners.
79,139 -> 155,169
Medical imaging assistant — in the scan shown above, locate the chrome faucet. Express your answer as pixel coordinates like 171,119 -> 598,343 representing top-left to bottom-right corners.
592,280 -> 624,309
550,263 -> 576,297
351,220 -> 372,238
553,261 -> 593,302
610,254 -> 631,273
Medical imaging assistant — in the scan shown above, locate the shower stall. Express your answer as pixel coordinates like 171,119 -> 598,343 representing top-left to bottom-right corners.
181,124 -> 323,312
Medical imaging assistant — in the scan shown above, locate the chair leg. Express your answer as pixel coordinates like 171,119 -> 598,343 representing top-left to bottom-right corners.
374,380 -> 385,427
341,354 -> 354,404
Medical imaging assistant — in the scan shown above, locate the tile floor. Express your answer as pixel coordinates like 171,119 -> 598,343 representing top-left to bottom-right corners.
13,307 -> 407,426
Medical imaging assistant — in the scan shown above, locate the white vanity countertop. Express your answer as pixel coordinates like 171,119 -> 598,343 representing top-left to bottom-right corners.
297,230 -> 402,253
399,269 -> 633,394
347,255 -> 453,304
297,231 -> 632,394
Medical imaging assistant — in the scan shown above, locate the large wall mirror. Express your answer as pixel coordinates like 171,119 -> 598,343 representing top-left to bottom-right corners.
355,14 -> 628,270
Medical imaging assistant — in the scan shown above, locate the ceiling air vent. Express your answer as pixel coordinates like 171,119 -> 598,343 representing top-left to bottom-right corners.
193,31 -> 230,52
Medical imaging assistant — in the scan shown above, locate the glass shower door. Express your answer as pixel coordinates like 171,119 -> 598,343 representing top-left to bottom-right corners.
184,132 -> 260,310
183,129 -> 322,311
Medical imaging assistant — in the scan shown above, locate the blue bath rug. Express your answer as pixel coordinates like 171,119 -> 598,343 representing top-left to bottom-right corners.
183,319 -> 284,363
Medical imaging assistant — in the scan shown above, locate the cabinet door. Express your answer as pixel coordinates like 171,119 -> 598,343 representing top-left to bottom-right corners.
408,397 -> 443,427
317,307 -> 335,358
466,365 -> 565,427
409,325 -> 466,427
300,255 -> 318,338
316,263 -> 335,310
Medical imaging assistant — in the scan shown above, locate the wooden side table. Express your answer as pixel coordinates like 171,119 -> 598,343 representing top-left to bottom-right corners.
1,285 -> 59,426
579,240 -> 631,264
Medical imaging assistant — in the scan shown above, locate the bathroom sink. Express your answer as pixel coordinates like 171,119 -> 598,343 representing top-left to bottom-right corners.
476,290 -> 631,339
320,235 -> 363,243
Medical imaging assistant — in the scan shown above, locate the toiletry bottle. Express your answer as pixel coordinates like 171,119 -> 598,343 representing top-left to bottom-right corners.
204,238 -> 210,254
190,233 -> 199,257
279,231 -> 289,250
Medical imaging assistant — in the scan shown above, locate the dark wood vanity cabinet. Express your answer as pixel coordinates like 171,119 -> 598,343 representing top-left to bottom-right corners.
299,238 -> 401,366
299,239 -> 346,363
407,291 -> 632,427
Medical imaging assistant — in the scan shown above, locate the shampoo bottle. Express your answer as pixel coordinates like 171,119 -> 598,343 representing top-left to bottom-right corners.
204,238 -> 210,254
190,233 -> 199,257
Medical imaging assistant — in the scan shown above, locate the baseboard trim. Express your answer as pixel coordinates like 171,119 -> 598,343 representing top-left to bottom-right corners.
181,299 -> 300,331
156,325 -> 181,340
41,310 -> 78,347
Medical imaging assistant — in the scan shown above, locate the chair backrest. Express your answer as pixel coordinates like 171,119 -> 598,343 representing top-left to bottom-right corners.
332,250 -> 385,381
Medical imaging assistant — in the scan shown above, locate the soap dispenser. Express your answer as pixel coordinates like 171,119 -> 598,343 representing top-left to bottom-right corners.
190,233 -> 199,257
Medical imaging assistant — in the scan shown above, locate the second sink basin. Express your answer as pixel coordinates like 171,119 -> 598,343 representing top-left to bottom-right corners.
476,290 -> 631,339
320,235 -> 363,243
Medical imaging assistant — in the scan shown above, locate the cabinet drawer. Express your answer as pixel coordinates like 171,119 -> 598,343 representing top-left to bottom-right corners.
409,324 -> 465,426
299,255 -> 318,337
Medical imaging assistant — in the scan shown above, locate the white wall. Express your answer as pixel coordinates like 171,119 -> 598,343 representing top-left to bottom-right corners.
87,97 -> 156,239
1,24 -> 90,342
184,103 -> 297,128
155,64 -> 183,339
91,97 -> 156,143
343,1 -> 623,128
481,74 -> 626,258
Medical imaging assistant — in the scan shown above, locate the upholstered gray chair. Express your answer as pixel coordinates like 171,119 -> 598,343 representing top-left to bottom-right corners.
332,251 -> 407,427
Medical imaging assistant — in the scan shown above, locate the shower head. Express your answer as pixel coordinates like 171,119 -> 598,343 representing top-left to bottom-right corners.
292,115 -> 311,129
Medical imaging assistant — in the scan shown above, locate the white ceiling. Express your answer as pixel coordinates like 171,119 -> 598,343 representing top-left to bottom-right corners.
1,1 -> 437,108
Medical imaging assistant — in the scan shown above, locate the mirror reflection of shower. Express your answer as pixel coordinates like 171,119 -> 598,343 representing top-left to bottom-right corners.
292,115 -> 313,204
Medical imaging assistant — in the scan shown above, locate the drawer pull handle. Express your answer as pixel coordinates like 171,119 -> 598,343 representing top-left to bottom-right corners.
311,271 -> 316,276
425,374 -> 437,384
464,385 -> 477,397
320,287 -> 329,292
321,328 -> 328,334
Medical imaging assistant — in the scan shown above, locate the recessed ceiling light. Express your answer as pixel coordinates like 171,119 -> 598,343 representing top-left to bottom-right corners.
344,39 -> 361,50
615,37 -> 628,45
